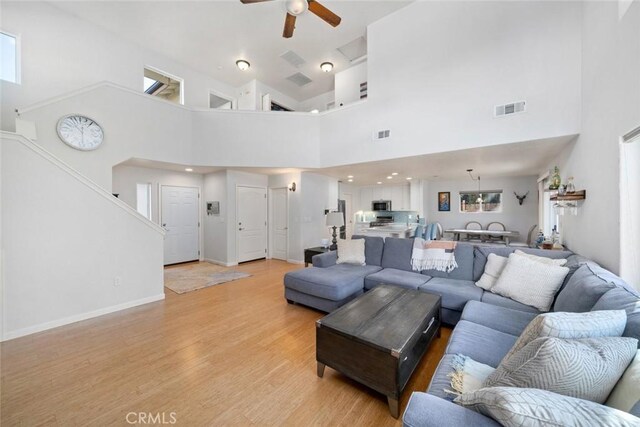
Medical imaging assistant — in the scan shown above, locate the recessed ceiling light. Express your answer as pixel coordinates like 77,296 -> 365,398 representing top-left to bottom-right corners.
348,179 -> 353,182
310,109 -> 319,114
185,168 -> 193,172
377,181 -> 382,185
406,177 -> 412,180
236,59 -> 250,71
347,175 -> 354,178
320,62 -> 334,73
386,176 -> 393,179
391,172 -> 398,176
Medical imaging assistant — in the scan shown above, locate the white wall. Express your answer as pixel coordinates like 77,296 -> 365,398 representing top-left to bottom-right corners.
298,91 -> 335,113
334,62 -> 367,108
552,0 -> 640,274
319,1 -> 582,167
0,1 -> 237,131
425,176 -> 539,243
203,171 -> 228,265
1,133 -> 164,340
300,172 -> 339,250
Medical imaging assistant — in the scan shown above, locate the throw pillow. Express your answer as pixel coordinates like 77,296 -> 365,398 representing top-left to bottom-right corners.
606,349 -> 640,413
475,253 -> 508,291
336,238 -> 366,266
514,249 -> 568,266
455,387 -> 640,427
502,310 -> 627,364
491,252 -> 570,311
483,337 -> 638,404
448,354 -> 495,395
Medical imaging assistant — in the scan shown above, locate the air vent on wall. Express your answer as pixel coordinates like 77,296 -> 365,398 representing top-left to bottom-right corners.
495,101 -> 526,117
286,72 -> 312,87
280,50 -> 307,68
373,129 -> 391,140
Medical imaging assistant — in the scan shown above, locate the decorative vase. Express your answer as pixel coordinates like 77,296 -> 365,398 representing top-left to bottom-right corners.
549,166 -> 561,190
566,176 -> 576,194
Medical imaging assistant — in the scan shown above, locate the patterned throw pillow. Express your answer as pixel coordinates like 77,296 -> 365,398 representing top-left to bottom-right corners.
336,238 -> 366,266
483,337 -> 638,404
475,253 -> 508,291
456,387 -> 640,427
502,310 -> 628,364
491,252 -> 570,311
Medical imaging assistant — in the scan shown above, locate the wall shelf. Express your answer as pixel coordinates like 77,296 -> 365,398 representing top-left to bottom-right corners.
550,190 -> 586,201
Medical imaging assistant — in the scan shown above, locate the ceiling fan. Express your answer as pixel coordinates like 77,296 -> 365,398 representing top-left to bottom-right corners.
240,0 -> 342,38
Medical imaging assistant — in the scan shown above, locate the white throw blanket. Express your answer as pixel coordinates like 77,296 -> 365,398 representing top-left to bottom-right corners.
411,238 -> 458,272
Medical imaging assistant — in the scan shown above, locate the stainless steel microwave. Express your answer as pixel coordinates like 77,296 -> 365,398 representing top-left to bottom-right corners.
372,200 -> 392,211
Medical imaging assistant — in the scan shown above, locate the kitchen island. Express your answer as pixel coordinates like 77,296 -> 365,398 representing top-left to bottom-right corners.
361,224 -> 416,239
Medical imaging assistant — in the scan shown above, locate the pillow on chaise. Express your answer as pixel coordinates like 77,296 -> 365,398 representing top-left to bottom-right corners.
475,253 -> 508,291
501,310 -> 627,364
606,349 -> 640,413
336,238 -> 366,266
483,336 -> 638,404
456,387 -> 640,427
491,252 -> 569,311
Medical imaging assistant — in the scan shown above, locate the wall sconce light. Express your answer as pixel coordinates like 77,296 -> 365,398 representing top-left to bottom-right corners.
289,182 -> 297,192
320,62 -> 334,73
236,59 -> 250,71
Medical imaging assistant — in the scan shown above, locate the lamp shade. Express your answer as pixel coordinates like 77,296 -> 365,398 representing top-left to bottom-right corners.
326,212 -> 344,227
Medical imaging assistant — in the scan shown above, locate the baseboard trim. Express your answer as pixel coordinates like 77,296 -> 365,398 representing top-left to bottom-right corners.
1,293 -> 166,342
287,259 -> 305,265
203,258 -> 238,267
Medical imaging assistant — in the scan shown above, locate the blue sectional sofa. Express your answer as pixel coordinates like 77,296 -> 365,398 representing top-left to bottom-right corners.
283,236 -> 640,426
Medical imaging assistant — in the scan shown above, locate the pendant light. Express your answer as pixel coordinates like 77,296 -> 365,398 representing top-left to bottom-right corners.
467,169 -> 483,206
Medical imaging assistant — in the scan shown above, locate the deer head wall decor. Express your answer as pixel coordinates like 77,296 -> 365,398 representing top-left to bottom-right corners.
514,191 -> 529,205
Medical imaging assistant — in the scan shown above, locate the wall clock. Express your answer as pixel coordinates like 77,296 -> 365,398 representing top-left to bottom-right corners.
56,114 -> 104,151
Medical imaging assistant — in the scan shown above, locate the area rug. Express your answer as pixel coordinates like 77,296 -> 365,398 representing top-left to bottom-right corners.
164,263 -> 251,294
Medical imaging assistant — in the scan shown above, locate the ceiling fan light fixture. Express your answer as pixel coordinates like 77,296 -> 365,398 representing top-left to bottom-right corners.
236,59 -> 250,71
286,0 -> 308,16
320,62 -> 334,72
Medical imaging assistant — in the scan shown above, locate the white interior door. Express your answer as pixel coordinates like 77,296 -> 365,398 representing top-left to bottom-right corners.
343,193 -> 353,238
161,185 -> 199,265
270,188 -> 288,261
237,186 -> 267,263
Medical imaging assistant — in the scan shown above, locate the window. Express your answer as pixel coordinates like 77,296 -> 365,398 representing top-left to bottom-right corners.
136,183 -> 152,220
0,31 -> 19,84
459,190 -> 503,213
143,67 -> 183,105
270,101 -> 292,112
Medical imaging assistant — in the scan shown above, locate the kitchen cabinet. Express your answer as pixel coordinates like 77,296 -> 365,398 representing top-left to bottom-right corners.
359,184 -> 411,211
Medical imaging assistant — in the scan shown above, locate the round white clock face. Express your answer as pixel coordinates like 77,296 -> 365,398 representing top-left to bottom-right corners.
56,115 -> 104,151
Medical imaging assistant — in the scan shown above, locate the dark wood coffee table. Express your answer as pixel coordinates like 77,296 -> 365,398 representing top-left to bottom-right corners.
316,284 -> 441,418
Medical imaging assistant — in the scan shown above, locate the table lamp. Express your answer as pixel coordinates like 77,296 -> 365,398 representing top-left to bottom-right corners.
326,212 -> 344,249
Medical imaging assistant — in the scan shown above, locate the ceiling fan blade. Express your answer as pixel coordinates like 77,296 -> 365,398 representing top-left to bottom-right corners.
283,13 -> 296,38
240,0 -> 273,4
308,0 -> 341,27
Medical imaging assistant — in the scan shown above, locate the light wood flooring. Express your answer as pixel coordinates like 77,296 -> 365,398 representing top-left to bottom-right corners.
1,260 -> 451,426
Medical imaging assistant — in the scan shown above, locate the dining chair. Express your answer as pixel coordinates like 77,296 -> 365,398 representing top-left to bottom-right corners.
486,222 -> 506,243
510,224 -> 538,248
464,221 -> 483,242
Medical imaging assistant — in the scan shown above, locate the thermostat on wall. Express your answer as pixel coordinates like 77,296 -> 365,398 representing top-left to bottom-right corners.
207,201 -> 220,215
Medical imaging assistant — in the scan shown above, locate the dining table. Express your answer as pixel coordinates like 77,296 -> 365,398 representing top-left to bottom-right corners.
444,229 -> 520,246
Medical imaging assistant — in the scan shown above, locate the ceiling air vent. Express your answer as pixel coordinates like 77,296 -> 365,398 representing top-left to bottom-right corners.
373,129 -> 391,141
338,36 -> 367,62
280,50 -> 306,68
286,72 -> 312,87
495,101 -> 526,117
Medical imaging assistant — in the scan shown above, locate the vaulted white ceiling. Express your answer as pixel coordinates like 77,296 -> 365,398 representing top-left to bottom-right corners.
50,0 -> 411,101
